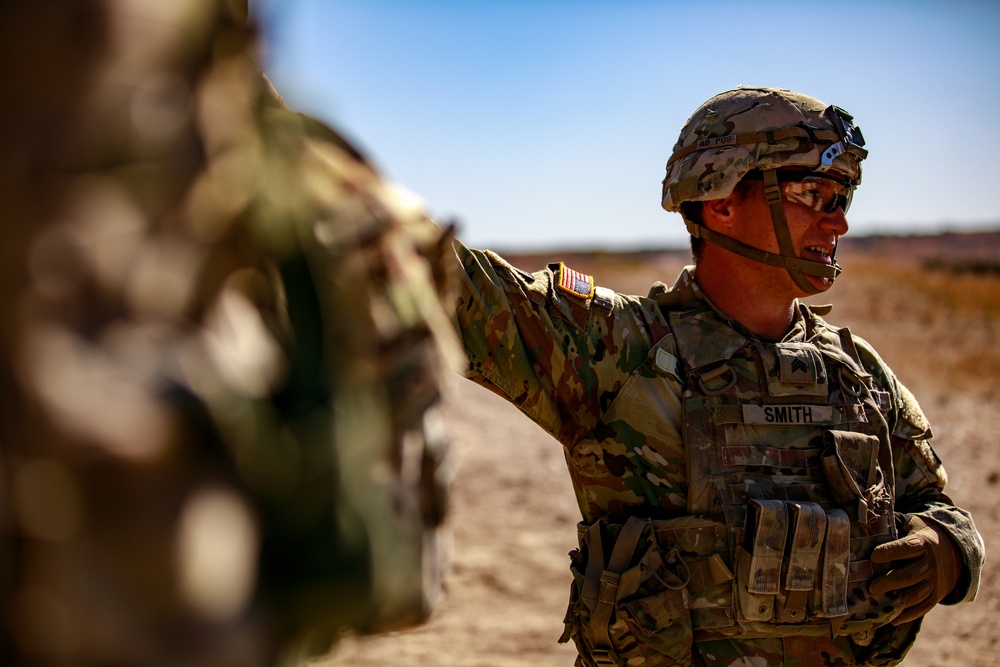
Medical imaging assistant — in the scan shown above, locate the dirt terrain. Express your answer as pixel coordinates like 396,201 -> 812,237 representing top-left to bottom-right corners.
317,232 -> 1000,667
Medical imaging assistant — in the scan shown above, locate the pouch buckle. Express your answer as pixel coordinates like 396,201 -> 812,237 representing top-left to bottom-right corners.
591,647 -> 622,666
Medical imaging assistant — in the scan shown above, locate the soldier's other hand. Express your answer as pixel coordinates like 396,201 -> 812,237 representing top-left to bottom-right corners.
870,516 -> 962,625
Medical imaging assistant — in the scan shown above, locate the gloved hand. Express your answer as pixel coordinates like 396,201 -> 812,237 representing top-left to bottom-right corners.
870,516 -> 963,625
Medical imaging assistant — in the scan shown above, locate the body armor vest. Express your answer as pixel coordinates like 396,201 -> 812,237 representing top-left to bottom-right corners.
663,301 -> 902,642
567,300 -> 907,666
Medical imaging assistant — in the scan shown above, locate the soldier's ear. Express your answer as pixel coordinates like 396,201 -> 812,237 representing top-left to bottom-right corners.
702,195 -> 738,231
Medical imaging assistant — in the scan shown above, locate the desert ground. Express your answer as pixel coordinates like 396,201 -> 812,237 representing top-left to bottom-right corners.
316,231 -> 1000,667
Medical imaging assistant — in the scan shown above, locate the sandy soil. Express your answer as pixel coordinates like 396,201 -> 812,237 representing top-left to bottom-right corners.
315,242 -> 999,667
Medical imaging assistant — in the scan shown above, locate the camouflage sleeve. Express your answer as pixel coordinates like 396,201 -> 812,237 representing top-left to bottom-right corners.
856,339 -> 985,604
453,241 -> 661,447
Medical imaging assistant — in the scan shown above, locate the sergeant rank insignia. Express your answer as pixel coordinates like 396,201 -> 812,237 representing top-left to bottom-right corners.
557,263 -> 595,299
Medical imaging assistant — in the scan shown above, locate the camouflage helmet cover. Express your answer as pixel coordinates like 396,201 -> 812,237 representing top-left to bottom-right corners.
661,86 -> 867,211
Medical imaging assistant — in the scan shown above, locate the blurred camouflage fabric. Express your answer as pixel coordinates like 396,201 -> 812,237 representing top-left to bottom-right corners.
0,1 -> 459,665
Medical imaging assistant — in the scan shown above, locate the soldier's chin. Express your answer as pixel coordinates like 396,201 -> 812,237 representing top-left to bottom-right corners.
805,274 -> 835,293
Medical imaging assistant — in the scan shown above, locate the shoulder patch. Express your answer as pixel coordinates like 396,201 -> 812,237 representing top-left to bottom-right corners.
556,263 -> 595,299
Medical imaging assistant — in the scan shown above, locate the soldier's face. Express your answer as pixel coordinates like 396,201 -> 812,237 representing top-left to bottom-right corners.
732,181 -> 850,294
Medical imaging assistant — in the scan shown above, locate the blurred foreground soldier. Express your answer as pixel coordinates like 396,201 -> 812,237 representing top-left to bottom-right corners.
452,87 -> 984,666
0,1 -> 458,665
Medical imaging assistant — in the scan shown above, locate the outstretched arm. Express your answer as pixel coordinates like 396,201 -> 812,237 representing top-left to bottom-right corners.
452,241 -> 663,448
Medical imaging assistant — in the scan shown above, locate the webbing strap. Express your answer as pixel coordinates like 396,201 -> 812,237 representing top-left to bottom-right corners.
581,517 -> 648,666
786,502 -> 826,593
667,127 -> 841,166
763,169 -> 825,295
581,522 -> 618,665
822,509 -> 851,618
747,500 -> 788,595
582,522 -> 606,604
683,217 -> 839,279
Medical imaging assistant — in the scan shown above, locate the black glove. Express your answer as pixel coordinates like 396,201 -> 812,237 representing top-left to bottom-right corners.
870,516 -> 962,625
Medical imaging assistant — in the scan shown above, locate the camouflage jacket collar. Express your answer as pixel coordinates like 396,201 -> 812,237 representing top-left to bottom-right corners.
650,266 -> 826,371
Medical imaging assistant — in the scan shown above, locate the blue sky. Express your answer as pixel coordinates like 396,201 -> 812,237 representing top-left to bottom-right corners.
257,0 -> 1000,250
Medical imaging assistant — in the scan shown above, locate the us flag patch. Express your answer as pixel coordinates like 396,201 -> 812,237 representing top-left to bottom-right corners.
556,263 -> 595,299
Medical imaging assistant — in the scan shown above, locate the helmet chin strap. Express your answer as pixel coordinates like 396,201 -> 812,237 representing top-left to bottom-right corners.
683,171 -> 841,295
761,169 -> 841,295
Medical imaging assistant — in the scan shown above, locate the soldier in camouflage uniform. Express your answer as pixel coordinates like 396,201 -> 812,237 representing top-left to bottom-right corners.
452,87 -> 984,666
0,1 -> 458,665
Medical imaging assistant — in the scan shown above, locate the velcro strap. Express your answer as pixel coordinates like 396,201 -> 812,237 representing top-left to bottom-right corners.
821,509 -> 850,618
786,502 -> 826,592
747,500 -> 788,595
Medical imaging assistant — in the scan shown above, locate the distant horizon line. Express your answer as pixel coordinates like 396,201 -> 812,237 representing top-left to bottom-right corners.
484,225 -> 1000,256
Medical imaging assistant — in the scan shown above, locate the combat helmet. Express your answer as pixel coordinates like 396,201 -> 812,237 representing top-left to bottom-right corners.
661,86 -> 867,293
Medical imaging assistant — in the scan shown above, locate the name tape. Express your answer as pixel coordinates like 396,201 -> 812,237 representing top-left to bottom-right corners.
742,404 -> 835,425
696,134 -> 738,150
